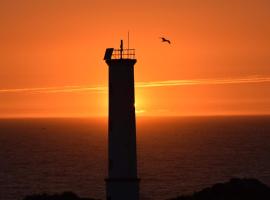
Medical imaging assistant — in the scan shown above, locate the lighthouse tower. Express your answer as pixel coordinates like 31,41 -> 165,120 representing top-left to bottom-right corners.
104,40 -> 139,200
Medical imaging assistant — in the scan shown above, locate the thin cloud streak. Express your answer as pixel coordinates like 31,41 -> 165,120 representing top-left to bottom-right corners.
1,76 -> 270,94
0,85 -> 107,94
136,76 -> 270,88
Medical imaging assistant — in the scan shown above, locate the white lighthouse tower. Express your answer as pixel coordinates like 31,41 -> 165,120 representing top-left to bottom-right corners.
104,40 -> 139,200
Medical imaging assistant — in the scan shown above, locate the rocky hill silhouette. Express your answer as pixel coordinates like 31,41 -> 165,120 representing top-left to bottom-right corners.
22,178 -> 270,200
169,178 -> 270,200
22,191 -> 98,200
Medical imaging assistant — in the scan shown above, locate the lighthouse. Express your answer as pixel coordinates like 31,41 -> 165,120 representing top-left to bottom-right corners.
104,40 -> 139,200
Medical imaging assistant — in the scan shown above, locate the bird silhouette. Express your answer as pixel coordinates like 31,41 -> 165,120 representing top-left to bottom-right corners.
160,37 -> 171,44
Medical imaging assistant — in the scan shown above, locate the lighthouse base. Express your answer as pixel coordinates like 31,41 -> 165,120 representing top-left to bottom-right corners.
105,178 -> 140,200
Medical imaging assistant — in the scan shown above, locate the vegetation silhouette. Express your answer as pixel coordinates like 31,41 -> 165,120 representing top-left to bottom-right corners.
22,178 -> 270,200
22,191 -> 99,200
169,178 -> 270,200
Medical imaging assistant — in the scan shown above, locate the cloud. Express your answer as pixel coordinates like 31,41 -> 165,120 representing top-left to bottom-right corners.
1,75 -> 270,94
136,76 -> 270,88
0,85 -> 106,94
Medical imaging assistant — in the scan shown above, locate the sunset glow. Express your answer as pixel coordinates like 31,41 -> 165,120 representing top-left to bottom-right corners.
0,0 -> 270,117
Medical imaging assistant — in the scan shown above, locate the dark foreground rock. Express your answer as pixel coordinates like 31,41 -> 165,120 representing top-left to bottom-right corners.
169,178 -> 270,200
22,178 -> 270,200
23,191 -> 98,200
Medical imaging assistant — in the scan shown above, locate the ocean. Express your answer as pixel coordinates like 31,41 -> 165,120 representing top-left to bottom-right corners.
0,116 -> 270,200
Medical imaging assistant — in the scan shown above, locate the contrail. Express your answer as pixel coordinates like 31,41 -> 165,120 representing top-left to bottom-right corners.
0,85 -> 107,93
1,76 -> 270,94
136,76 -> 270,88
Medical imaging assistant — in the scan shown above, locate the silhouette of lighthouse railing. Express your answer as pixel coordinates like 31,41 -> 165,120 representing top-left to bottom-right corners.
111,48 -> 135,59
104,40 -> 136,60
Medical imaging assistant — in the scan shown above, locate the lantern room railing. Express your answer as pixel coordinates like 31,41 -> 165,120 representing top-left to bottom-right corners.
111,48 -> 136,59
104,40 -> 136,60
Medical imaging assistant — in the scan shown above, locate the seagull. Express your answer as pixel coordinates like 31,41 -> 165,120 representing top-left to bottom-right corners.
160,37 -> 171,44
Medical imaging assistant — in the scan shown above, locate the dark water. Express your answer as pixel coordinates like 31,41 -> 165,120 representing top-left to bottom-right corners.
0,116 -> 270,200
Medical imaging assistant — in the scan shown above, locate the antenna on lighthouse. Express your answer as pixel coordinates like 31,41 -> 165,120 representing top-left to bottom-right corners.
128,31 -> 130,50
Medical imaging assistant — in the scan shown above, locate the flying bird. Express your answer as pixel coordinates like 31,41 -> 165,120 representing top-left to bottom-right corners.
160,37 -> 171,44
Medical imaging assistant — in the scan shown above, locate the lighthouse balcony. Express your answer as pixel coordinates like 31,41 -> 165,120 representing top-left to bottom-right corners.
104,48 -> 136,60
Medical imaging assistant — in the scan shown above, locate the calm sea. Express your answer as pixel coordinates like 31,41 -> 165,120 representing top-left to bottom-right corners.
0,116 -> 270,200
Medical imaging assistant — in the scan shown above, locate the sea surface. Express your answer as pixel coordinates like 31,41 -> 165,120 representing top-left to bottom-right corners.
0,116 -> 270,200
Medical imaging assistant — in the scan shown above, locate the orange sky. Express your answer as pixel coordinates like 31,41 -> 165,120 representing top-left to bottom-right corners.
0,0 -> 270,117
